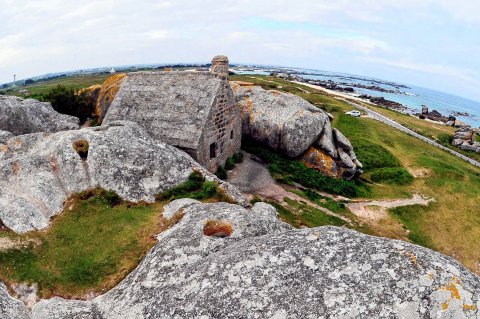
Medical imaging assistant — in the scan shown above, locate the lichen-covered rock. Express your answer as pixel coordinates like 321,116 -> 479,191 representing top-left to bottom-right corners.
29,201 -> 480,318
231,83 -> 327,158
301,146 -> 342,178
0,121 -> 245,233
95,74 -> 127,121
0,283 -> 30,319
231,82 -> 361,179
0,95 -> 79,135
0,130 -> 14,144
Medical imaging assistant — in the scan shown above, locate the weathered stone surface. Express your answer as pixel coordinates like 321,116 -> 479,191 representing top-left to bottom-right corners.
0,283 -> 30,319
333,128 -> 353,151
0,130 -> 14,144
0,95 -> 79,135
231,82 -> 361,179
101,68 -> 242,173
0,121 -> 245,233
452,138 -> 464,147
301,146 -> 342,178
95,74 -> 127,121
29,201 -> 480,318
231,83 -> 327,158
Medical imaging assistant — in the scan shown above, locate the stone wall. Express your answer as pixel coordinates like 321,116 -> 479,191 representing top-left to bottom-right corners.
197,65 -> 241,172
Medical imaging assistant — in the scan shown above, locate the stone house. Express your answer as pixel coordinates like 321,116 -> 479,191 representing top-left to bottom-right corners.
102,56 -> 241,173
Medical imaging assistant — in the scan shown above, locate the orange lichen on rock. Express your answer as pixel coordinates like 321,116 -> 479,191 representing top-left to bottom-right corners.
96,73 -> 127,122
270,90 -> 281,96
439,277 -> 463,311
404,251 -> 419,268
203,220 -> 233,237
463,304 -> 478,311
301,146 -> 342,178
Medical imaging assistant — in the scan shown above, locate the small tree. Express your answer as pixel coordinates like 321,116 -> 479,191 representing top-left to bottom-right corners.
43,85 -> 95,123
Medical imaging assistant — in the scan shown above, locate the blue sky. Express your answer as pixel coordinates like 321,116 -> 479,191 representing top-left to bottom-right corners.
1,0 -> 479,101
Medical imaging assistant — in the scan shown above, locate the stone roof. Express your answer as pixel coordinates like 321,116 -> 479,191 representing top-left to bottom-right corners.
103,71 -> 223,150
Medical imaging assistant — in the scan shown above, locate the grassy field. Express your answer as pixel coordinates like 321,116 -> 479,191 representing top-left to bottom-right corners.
2,74 -> 111,100
232,75 -> 480,273
0,174 -> 226,298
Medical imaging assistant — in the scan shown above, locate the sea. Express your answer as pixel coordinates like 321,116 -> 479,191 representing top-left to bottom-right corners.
234,67 -> 480,128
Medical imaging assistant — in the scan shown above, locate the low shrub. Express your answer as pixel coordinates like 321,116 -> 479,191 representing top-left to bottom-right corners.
43,85 -> 95,122
224,157 -> 235,170
215,166 -> 227,180
370,167 -> 414,185
437,133 -> 454,146
232,151 -> 244,163
242,140 -> 366,197
156,171 -> 222,201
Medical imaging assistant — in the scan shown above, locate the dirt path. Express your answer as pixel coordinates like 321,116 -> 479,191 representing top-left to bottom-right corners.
0,236 -> 39,251
346,194 -> 435,240
227,153 -> 352,223
347,194 -> 434,221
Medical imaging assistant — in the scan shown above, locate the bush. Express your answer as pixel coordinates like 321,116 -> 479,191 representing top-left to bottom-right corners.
437,133 -> 454,146
43,85 -> 95,122
370,167 -> 414,185
242,140 -> 366,197
224,157 -> 235,170
156,171 -> 223,201
232,151 -> 244,164
215,166 -> 227,180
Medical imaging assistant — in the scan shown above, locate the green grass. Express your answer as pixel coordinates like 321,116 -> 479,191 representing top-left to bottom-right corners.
390,205 -> 435,249
0,173 -> 227,298
3,74 -> 110,100
242,140 -> 367,197
369,167 -> 414,185
234,75 -> 480,273
156,171 -> 232,202
266,199 -> 346,228
0,189 -> 162,298
290,188 -> 350,214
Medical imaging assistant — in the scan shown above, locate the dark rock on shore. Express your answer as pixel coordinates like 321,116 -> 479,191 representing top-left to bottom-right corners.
359,95 -> 407,111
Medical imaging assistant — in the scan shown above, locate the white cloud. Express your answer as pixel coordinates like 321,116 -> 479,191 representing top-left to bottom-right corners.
0,0 -> 478,100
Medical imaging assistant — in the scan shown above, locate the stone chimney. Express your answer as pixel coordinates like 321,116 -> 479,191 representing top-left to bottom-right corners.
211,55 -> 229,80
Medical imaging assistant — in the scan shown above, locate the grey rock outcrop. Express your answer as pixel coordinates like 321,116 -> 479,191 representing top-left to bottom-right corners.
231,82 -> 362,179
452,127 -> 480,153
26,200 -> 480,318
0,95 -> 79,135
0,121 -> 245,233
0,130 -> 14,144
0,283 -> 30,319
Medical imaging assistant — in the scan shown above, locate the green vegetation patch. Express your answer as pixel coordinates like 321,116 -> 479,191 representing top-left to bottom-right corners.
369,167 -> 414,185
242,140 -> 367,197
0,173 -> 227,298
0,189 -> 162,298
390,204 -> 435,249
43,85 -> 96,123
156,171 -> 232,203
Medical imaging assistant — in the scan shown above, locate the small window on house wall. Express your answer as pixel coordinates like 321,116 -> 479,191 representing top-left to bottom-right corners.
210,143 -> 217,159
230,130 -> 234,139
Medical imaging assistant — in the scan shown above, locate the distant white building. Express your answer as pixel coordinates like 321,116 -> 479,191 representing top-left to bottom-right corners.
109,68 -> 116,74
